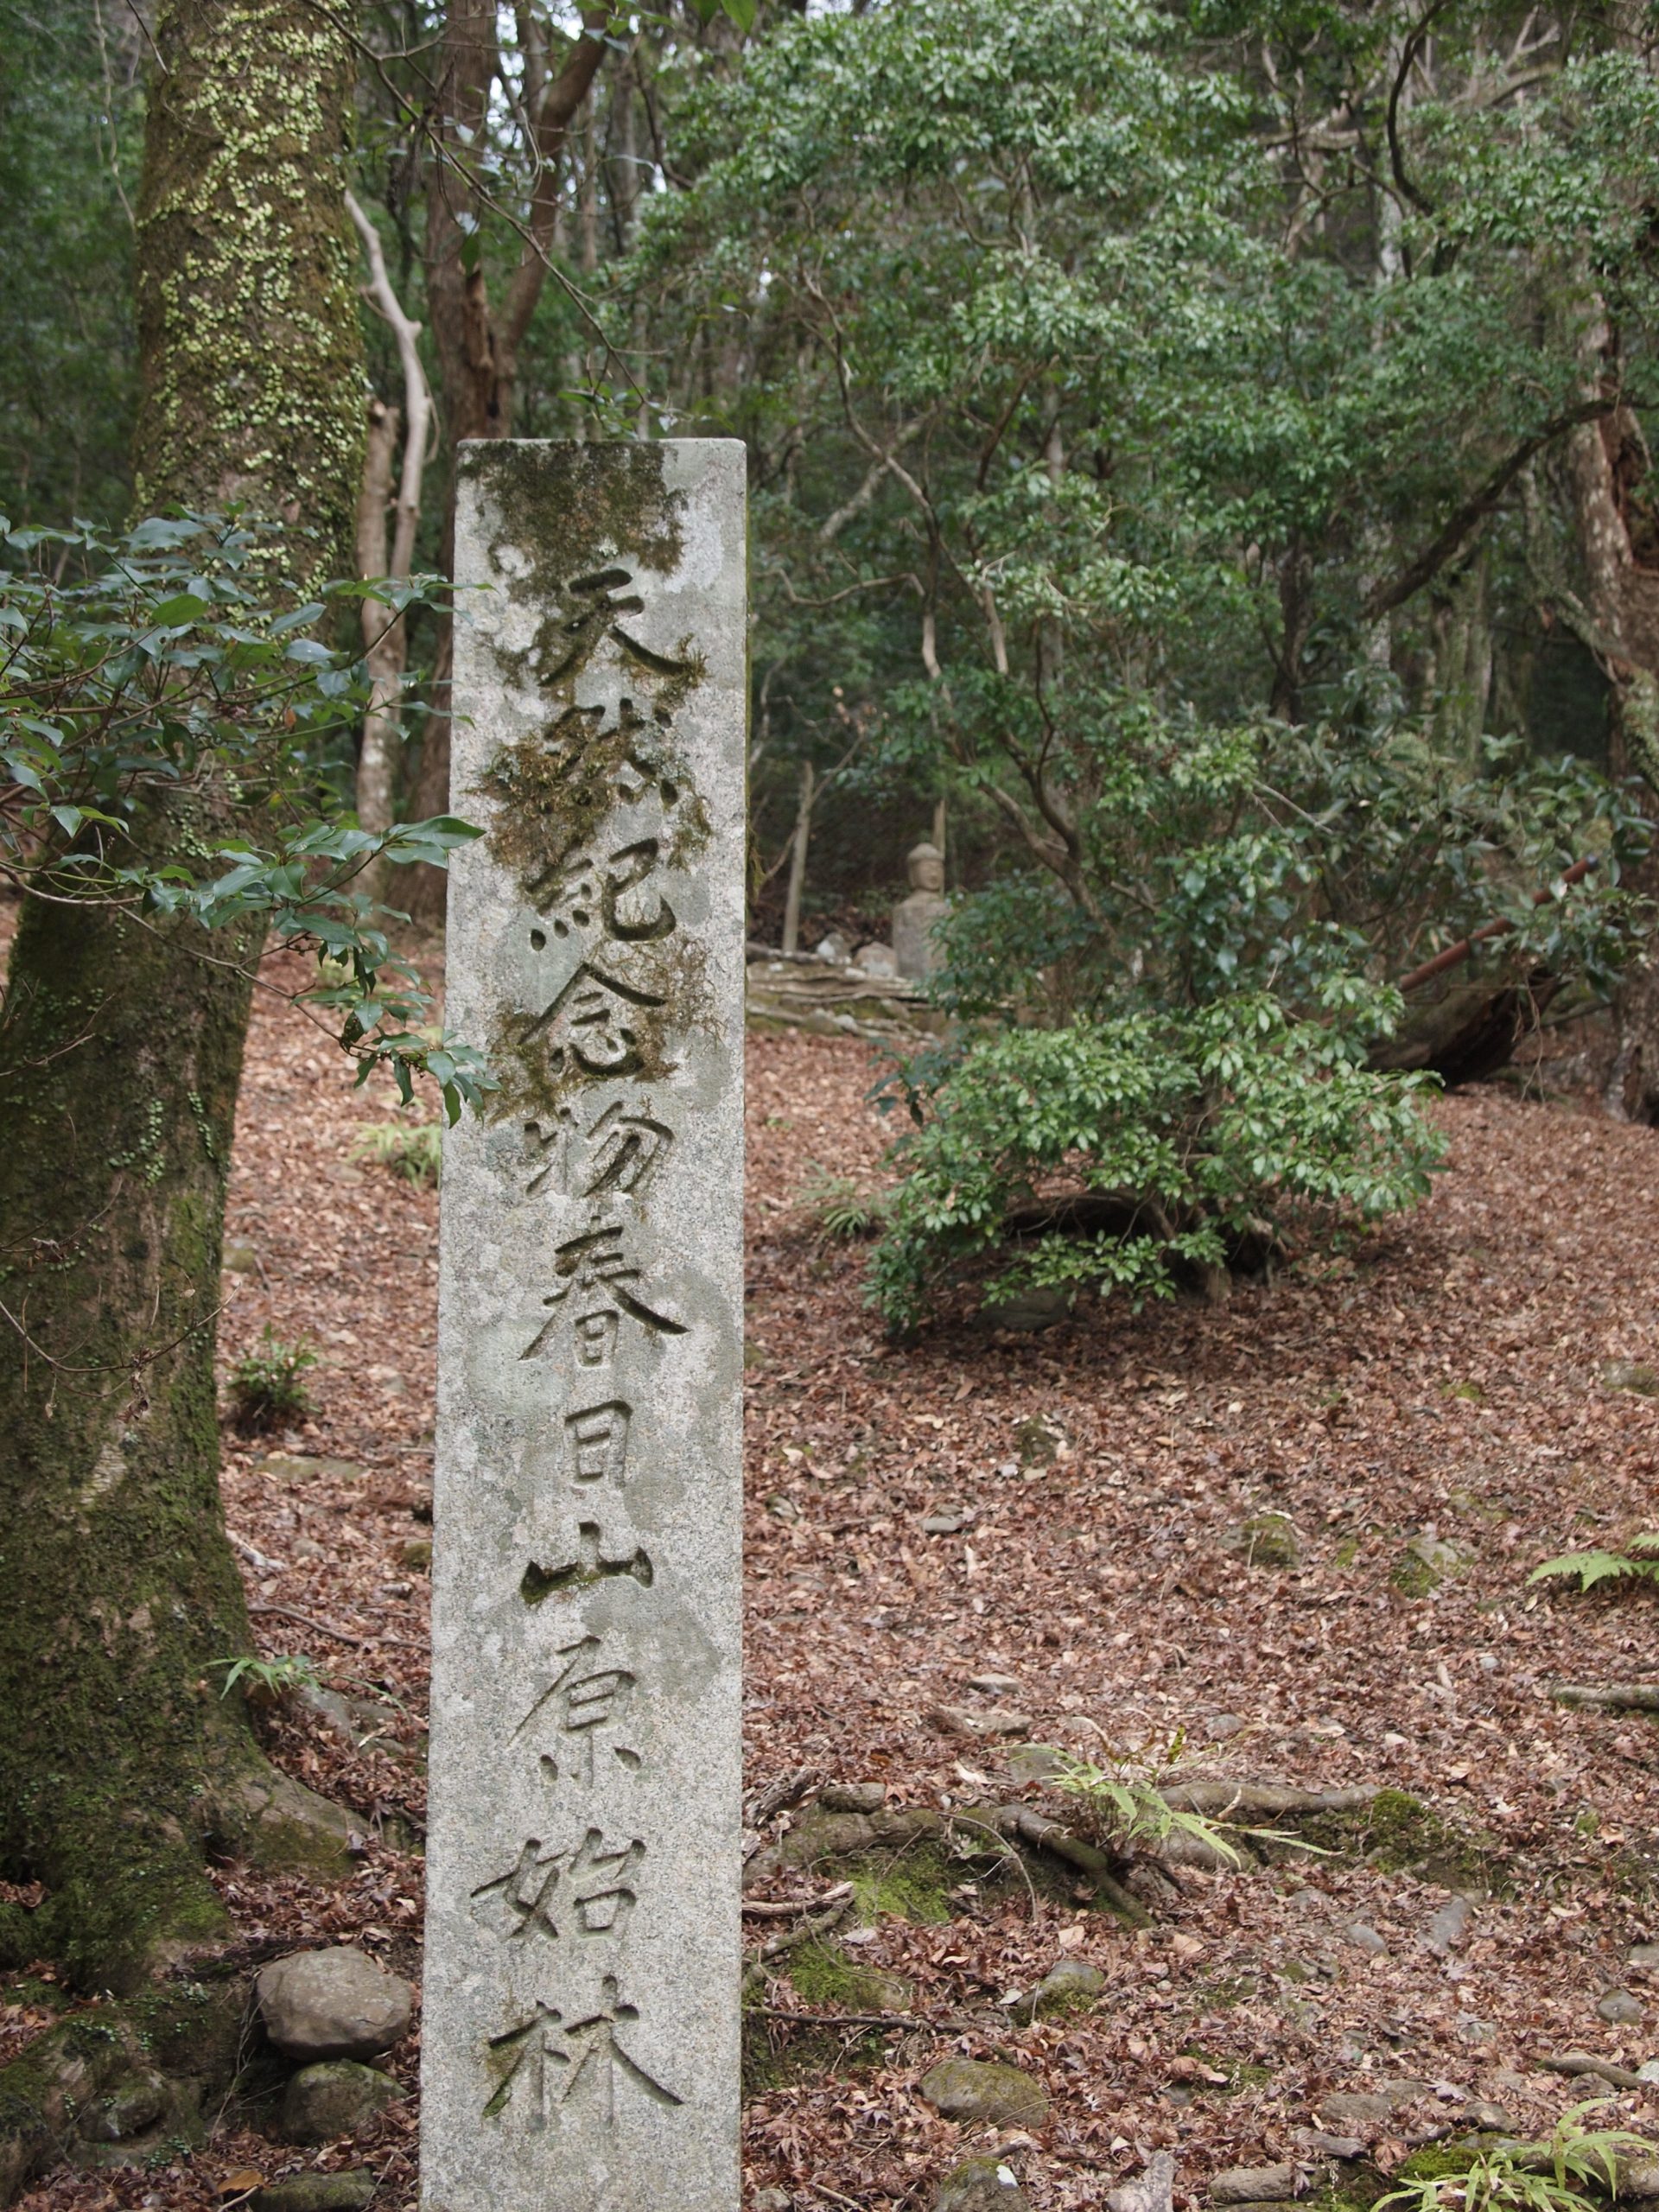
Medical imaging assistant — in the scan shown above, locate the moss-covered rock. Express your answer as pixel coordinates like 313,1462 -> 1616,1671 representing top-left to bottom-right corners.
1221,1513 -> 1301,1569
919,2057 -> 1049,2127
787,1941 -> 913,2016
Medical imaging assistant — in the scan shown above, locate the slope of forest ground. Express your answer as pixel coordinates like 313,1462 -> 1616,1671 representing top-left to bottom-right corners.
12,944 -> 1659,2212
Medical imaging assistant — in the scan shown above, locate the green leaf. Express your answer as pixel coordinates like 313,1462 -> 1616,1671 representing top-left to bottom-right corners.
147,592 -> 212,626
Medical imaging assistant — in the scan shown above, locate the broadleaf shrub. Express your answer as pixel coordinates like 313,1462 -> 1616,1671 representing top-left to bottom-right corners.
868,994 -> 1443,1332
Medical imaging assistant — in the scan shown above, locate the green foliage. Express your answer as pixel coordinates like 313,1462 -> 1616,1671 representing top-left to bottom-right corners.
0,0 -> 139,526
0,514 -> 490,1121
796,1166 -> 892,1242
626,0 -> 1653,1324
226,1327 -> 317,1433
1052,1742 -> 1243,1866
214,1650 -> 321,1707
867,995 -> 1442,1331
350,1119 -> 442,1188
1376,2105 -> 1649,2212
1529,1534 -> 1659,1595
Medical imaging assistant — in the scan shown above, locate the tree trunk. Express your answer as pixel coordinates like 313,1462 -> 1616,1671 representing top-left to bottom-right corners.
1566,397 -> 1659,1119
0,0 -> 364,2008
781,760 -> 815,956
404,12 -> 607,928
355,395 -> 403,848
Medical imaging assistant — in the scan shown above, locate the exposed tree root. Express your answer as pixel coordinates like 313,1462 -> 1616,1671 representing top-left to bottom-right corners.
1534,2050 -> 1650,2090
982,1806 -> 1152,1928
1162,1783 -> 1379,1816
741,1891 -> 857,1997
1549,1683 -> 1659,1713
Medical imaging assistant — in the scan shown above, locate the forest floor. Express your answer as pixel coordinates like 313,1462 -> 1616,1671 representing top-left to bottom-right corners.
14,942 -> 1659,2212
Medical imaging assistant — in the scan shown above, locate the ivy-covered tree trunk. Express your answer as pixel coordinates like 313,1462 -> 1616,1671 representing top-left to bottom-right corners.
0,0 -> 364,2005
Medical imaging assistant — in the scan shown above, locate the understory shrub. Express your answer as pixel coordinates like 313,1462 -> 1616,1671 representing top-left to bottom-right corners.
868,990 -> 1443,1332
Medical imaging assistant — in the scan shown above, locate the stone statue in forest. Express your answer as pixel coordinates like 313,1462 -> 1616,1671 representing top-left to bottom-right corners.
892,840 -> 949,979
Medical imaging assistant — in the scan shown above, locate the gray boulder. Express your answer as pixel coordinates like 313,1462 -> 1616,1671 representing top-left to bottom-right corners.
257,1948 -> 414,2061
918,2057 -> 1049,2127
281,2060 -> 406,2145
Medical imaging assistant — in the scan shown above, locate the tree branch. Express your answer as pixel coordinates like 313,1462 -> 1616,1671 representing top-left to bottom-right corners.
1363,397 -> 1622,620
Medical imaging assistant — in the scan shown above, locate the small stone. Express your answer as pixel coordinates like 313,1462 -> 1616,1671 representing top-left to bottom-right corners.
928,1704 -> 1032,1739
1604,1362 -> 1659,1395
753,2193 -> 792,2212
854,942 -> 899,976
252,2173 -> 378,2212
968,1673 -> 1021,1695
1455,2018 -> 1498,2046
1373,2077 -> 1433,2107
923,1510 -> 970,1535
257,1948 -> 414,2062
79,2075 -> 168,2143
934,2155 -> 1031,2212
1293,2131 -> 1364,2161
1344,1922 -> 1389,1956
280,2060 -> 406,2145
1393,1531 -> 1465,1592
1464,2101 -> 1516,2129
1317,2093 -> 1394,2130
1424,1896 -> 1473,1956
820,1782 -> 887,1814
398,1538 -> 432,1572
814,931 -> 853,964
1006,1745 -> 1066,1783
766,1493 -> 801,1522
1014,1417 -> 1065,1468
1218,1514 -> 1300,1570
1624,2157 -> 1659,2196
1211,2166 -> 1297,2205
1640,2063 -> 1659,2087
1010,1958 -> 1104,2021
1207,1713 -> 1246,1739
1629,1943 -> 1659,1972
855,1966 -> 916,2012
918,2057 -> 1049,2127
296,1686 -> 361,1751
257,1452 -> 365,1486
224,1243 -> 260,1274
1599,1987 -> 1644,2024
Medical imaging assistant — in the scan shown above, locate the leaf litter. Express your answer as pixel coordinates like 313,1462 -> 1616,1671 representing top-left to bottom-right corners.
14,956 -> 1659,2212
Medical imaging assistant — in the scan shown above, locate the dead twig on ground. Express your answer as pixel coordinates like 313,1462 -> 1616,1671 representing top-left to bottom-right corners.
249,1601 -> 425,1653
742,1884 -> 854,1918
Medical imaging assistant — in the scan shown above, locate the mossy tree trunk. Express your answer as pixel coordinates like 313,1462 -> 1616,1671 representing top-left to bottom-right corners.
0,0 -> 365,1999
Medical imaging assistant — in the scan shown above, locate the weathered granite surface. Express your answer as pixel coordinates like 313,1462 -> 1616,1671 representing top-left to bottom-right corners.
892,841 -> 949,979
422,442 -> 747,2212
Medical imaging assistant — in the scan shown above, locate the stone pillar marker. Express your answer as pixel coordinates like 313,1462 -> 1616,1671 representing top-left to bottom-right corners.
423,442 -> 746,2212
